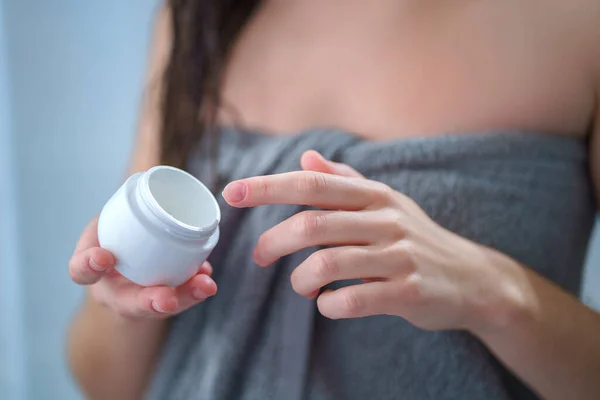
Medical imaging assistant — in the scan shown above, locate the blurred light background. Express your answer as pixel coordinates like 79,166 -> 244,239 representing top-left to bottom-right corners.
0,1 -> 159,399
0,1 -> 598,399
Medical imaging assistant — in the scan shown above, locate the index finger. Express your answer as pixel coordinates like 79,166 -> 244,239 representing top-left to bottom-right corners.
222,171 -> 388,210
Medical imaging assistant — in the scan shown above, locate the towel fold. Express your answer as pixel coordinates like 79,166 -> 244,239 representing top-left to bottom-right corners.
146,128 -> 595,400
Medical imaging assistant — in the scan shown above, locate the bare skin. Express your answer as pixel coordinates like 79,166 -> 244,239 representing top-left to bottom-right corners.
68,1 -> 600,399
220,0 -> 598,142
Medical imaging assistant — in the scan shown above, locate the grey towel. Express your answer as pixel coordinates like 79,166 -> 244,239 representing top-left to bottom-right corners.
146,128 -> 595,400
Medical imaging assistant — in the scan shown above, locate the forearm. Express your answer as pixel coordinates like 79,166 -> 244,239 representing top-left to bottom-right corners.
68,292 -> 169,400
474,264 -> 600,400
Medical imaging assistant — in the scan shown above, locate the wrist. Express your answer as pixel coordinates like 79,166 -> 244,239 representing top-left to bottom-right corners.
465,248 -> 540,339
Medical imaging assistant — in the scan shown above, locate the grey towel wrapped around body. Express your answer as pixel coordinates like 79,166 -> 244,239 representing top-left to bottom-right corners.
146,128 -> 595,400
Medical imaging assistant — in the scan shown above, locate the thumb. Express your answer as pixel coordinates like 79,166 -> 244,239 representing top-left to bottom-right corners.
300,150 -> 364,179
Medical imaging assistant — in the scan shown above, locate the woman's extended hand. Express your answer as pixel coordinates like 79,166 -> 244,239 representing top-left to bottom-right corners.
223,150 -> 529,332
68,217 -> 218,319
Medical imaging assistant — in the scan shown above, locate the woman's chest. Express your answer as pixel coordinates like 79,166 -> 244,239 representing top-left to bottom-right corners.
219,0 -> 599,140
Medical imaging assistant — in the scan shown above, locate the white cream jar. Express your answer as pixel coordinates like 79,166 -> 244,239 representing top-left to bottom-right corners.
97,166 -> 220,287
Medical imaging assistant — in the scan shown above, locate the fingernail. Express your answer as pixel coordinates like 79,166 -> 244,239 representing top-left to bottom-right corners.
152,300 -> 168,313
192,288 -> 208,300
89,258 -> 105,272
223,182 -> 247,203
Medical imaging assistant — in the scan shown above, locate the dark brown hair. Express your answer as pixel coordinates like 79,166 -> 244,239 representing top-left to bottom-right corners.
160,0 -> 260,168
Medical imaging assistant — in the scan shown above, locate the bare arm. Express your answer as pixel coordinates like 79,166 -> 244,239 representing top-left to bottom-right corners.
474,267 -> 600,400
478,13 -> 600,399
68,5 -> 179,400
68,288 -> 170,400
472,104 -> 600,399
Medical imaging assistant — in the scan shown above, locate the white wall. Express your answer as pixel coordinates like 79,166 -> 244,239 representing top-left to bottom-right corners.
1,1 -> 158,399
0,2 -> 27,399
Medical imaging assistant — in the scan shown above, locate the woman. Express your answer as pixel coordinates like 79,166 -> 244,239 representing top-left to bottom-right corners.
67,1 -> 600,399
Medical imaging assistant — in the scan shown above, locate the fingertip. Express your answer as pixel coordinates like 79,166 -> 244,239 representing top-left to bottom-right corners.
252,246 -> 272,267
301,150 -> 363,178
69,247 -> 114,285
88,247 -> 115,271
179,273 -> 218,301
195,274 -> 217,296
222,181 -> 247,205
165,296 -> 179,311
301,149 -> 322,161
198,262 -> 213,276
151,295 -> 178,314
143,285 -> 176,312
300,150 -> 327,171
315,290 -> 340,320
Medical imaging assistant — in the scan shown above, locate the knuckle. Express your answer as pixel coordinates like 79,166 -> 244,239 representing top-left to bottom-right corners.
371,183 -> 395,205
382,211 -> 407,239
394,241 -> 417,273
297,172 -> 328,196
256,179 -> 269,199
401,192 -> 419,207
341,288 -> 364,317
294,212 -> 326,238
312,251 -> 339,280
395,192 -> 419,212
401,274 -> 426,306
